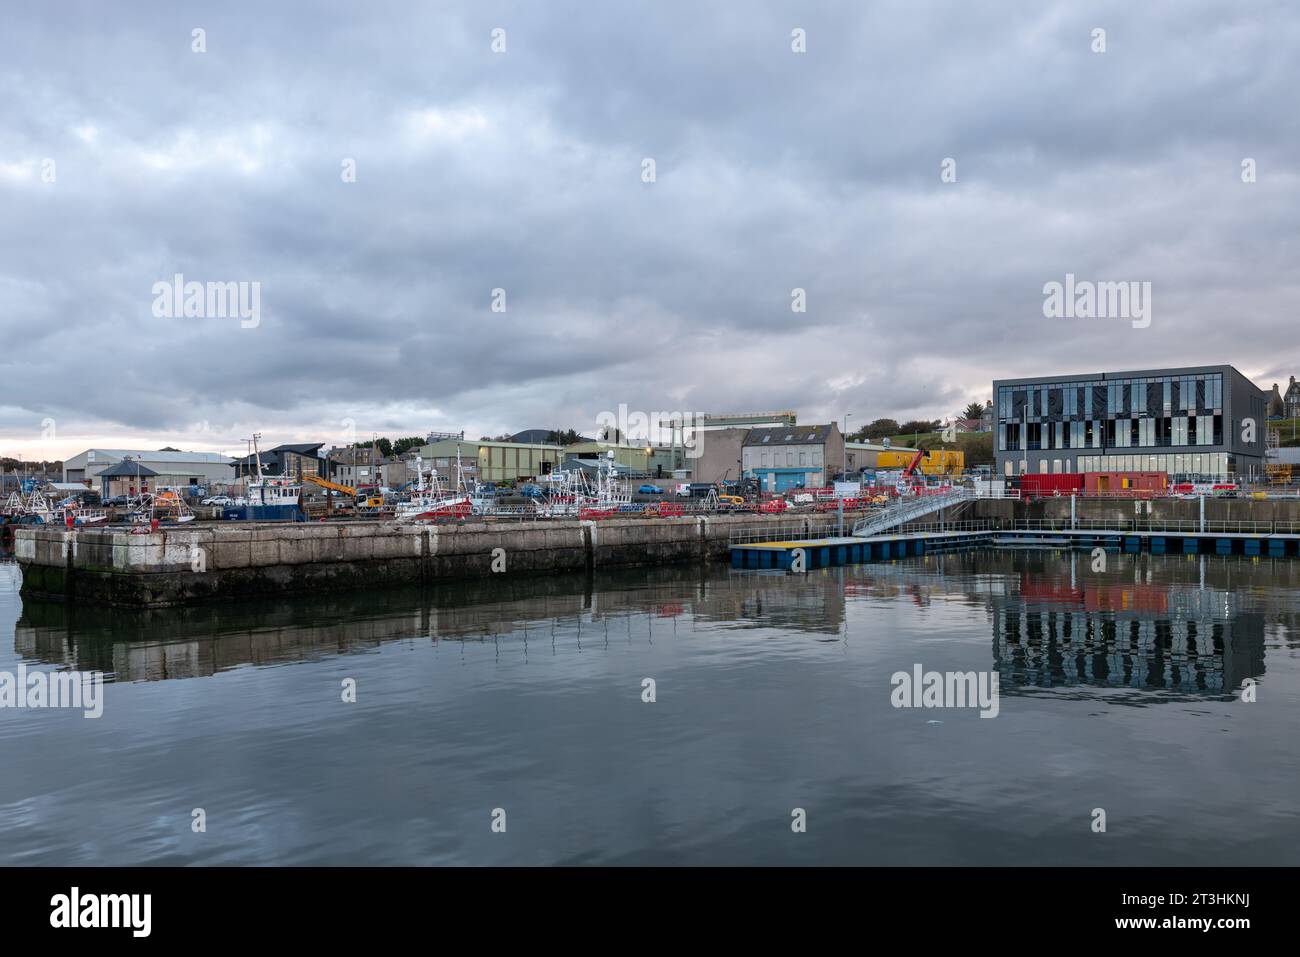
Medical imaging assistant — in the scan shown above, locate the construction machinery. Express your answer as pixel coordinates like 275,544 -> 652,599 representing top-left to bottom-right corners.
302,474 -> 378,514
303,474 -> 358,496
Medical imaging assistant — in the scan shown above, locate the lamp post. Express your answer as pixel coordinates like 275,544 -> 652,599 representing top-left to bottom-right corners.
843,413 -> 852,481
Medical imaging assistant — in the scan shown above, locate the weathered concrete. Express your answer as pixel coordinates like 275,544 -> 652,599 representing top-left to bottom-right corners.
22,497 -> 1300,607
13,514 -> 849,607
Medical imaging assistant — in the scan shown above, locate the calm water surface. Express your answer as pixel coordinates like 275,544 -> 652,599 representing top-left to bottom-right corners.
2,543 -> 1298,865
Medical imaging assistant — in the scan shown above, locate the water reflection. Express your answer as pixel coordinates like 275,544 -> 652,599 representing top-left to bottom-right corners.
3,550 -> 1299,866
12,565 -> 854,682
836,550 -> 1272,699
992,551 -> 1270,698
12,550 -> 1283,701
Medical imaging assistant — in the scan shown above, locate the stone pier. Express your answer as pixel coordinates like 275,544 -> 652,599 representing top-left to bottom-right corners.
13,514 -> 839,607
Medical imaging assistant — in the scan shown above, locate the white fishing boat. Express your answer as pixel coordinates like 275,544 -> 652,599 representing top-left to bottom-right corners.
244,434 -> 303,508
0,487 -> 107,525
534,468 -> 590,517
48,495 -> 109,525
128,487 -> 196,525
394,451 -> 472,522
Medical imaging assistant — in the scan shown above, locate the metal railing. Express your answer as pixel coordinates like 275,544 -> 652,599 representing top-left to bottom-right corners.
1010,518 -> 1300,535
852,489 -> 973,537
729,521 -> 846,545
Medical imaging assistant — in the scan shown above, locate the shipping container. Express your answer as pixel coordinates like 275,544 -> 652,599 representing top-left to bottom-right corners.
1017,473 -> 1084,498
1082,471 -> 1167,495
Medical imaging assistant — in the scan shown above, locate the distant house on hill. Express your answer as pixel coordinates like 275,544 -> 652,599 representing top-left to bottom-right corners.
1285,377 -> 1300,419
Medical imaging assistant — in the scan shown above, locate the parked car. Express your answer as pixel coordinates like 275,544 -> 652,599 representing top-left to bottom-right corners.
638,484 -> 664,494
102,495 -> 131,508
201,495 -> 232,507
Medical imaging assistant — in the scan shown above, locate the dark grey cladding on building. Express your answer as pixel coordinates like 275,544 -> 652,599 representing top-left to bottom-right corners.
992,365 -> 1268,481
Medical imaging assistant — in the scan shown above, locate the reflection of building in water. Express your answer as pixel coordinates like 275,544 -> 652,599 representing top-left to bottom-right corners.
991,557 -> 1265,696
692,569 -> 846,635
13,565 -> 849,683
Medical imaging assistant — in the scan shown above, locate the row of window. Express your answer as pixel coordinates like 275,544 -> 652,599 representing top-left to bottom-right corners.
997,374 -> 1224,422
1000,415 -> 1223,452
746,450 -> 824,468
1004,452 -> 1231,479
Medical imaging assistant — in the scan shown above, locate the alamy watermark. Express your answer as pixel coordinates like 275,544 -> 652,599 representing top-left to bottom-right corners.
50,887 -> 150,937
595,404 -> 706,459
890,664 -> 999,718
152,273 -> 261,328
0,666 -> 104,718
1043,273 -> 1151,329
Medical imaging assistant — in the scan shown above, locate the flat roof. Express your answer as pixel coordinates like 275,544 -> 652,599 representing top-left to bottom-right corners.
993,364 -> 1257,388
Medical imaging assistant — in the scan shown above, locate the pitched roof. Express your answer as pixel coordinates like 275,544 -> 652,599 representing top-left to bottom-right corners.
743,424 -> 836,446
97,461 -> 160,477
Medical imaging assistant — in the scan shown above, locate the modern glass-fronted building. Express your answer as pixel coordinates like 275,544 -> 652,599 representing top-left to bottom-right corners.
993,366 -> 1267,481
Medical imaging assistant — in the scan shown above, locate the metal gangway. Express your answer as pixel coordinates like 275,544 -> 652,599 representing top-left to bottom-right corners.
851,488 -> 973,537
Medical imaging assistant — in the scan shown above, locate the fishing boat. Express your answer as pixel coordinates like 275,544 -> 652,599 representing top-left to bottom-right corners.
225,433 -> 305,521
0,487 -> 107,525
48,495 -> 109,525
394,452 -> 472,522
128,487 -> 196,525
533,469 -> 590,517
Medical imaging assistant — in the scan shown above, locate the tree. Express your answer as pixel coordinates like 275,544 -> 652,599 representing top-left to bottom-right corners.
859,418 -> 900,440
899,419 -> 941,436
353,438 -> 394,458
600,425 -> 623,443
392,436 -> 425,456
546,428 -> 583,445
962,402 -> 985,420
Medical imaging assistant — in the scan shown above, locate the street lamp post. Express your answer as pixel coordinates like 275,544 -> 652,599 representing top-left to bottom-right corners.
843,413 -> 852,481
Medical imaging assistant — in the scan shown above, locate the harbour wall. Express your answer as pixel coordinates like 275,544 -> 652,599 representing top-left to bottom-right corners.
17,496 -> 1300,607
13,514 -> 851,607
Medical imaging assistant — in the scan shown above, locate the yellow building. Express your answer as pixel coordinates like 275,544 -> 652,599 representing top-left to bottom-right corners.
875,448 -> 965,475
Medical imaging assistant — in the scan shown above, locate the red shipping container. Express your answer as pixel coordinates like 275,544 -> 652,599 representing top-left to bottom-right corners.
1018,473 -> 1084,498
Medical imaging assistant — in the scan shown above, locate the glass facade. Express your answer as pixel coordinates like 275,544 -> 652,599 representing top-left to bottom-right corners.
997,372 -> 1229,480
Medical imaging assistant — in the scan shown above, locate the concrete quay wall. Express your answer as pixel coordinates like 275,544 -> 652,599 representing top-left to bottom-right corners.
14,514 -> 847,607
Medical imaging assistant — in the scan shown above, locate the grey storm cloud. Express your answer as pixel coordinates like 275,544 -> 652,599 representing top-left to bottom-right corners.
1,0 -> 1298,457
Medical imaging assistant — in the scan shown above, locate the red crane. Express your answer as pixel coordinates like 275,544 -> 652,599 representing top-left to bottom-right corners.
902,448 -> 925,478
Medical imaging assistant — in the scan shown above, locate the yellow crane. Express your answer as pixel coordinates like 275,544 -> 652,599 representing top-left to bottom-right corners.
300,474 -> 383,513
303,474 -> 357,496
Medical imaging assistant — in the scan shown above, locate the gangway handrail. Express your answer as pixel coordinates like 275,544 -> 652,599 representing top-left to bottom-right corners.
851,489 -> 972,537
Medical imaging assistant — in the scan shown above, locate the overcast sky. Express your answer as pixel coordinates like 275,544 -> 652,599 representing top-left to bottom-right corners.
2,0 -> 1298,460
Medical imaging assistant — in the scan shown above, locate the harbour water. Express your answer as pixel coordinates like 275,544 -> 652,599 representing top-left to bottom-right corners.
2,543 -> 1298,865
